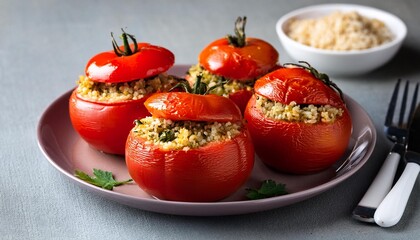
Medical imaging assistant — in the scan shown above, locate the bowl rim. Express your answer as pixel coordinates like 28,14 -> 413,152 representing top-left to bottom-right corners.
276,3 -> 407,56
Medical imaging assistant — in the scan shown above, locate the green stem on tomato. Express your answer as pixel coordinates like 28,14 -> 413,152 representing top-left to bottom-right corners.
193,74 -> 206,94
111,28 -> 138,57
206,76 -> 228,94
170,74 -> 228,95
226,16 -> 247,48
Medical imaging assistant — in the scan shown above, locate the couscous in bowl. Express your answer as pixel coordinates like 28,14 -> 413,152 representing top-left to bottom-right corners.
276,4 -> 407,76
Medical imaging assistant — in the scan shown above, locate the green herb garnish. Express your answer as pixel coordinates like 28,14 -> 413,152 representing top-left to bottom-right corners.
75,169 -> 133,190
159,129 -> 176,142
246,179 -> 288,200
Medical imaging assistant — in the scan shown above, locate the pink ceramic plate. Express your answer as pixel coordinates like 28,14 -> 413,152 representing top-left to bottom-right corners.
37,65 -> 376,216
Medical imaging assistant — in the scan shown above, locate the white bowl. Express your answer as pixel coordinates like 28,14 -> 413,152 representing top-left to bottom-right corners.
276,4 -> 407,76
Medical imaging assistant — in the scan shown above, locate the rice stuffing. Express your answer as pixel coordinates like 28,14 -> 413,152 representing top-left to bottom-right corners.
187,64 -> 253,97
76,73 -> 179,102
256,95 -> 344,124
132,117 -> 242,150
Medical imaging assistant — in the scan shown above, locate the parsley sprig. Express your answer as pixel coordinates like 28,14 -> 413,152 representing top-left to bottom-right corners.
75,168 -> 133,190
246,179 -> 288,200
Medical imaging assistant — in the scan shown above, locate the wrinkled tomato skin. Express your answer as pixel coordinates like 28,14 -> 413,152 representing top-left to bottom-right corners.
254,67 -> 345,106
85,43 -> 175,83
245,67 -> 352,174
144,92 -> 243,122
125,129 -> 254,202
245,95 -> 352,174
69,90 -> 150,155
199,38 -> 279,81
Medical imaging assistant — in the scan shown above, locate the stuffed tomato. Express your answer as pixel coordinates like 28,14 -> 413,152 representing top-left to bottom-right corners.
244,62 -> 352,174
69,29 -> 178,155
125,82 -> 254,202
186,16 -> 279,113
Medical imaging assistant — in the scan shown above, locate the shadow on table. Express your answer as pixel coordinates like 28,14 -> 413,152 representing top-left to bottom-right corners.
366,44 -> 420,80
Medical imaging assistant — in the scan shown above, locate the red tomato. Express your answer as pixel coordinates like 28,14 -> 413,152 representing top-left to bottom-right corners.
198,36 -> 278,113
69,90 -> 150,155
227,89 -> 254,115
244,67 -> 352,174
126,92 -> 254,202
199,38 -> 279,81
69,30 -> 176,155
193,17 -> 279,114
144,92 -> 242,122
86,42 -> 174,83
126,129 -> 254,202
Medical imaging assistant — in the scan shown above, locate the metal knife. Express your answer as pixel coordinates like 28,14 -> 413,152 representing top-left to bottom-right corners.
374,104 -> 420,227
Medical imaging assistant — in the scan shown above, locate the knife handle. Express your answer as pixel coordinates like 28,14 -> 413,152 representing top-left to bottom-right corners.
374,162 -> 420,227
352,152 -> 400,222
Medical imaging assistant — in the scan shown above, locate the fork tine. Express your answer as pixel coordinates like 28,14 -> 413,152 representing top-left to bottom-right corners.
385,79 -> 401,126
398,81 -> 409,127
408,82 -> 419,124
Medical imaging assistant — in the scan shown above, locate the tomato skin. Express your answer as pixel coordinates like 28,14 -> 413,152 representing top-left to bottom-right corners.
199,38 -> 279,81
144,92 -> 242,122
228,89 -> 253,114
69,90 -> 150,155
85,43 -> 175,83
125,129 -> 254,202
254,67 -> 344,106
244,68 -> 352,174
245,95 -> 352,174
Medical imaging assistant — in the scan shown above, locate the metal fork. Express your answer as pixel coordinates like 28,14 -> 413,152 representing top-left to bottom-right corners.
352,79 -> 419,223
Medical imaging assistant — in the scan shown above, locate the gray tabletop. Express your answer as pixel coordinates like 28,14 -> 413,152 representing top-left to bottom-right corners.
2,0 -> 420,239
